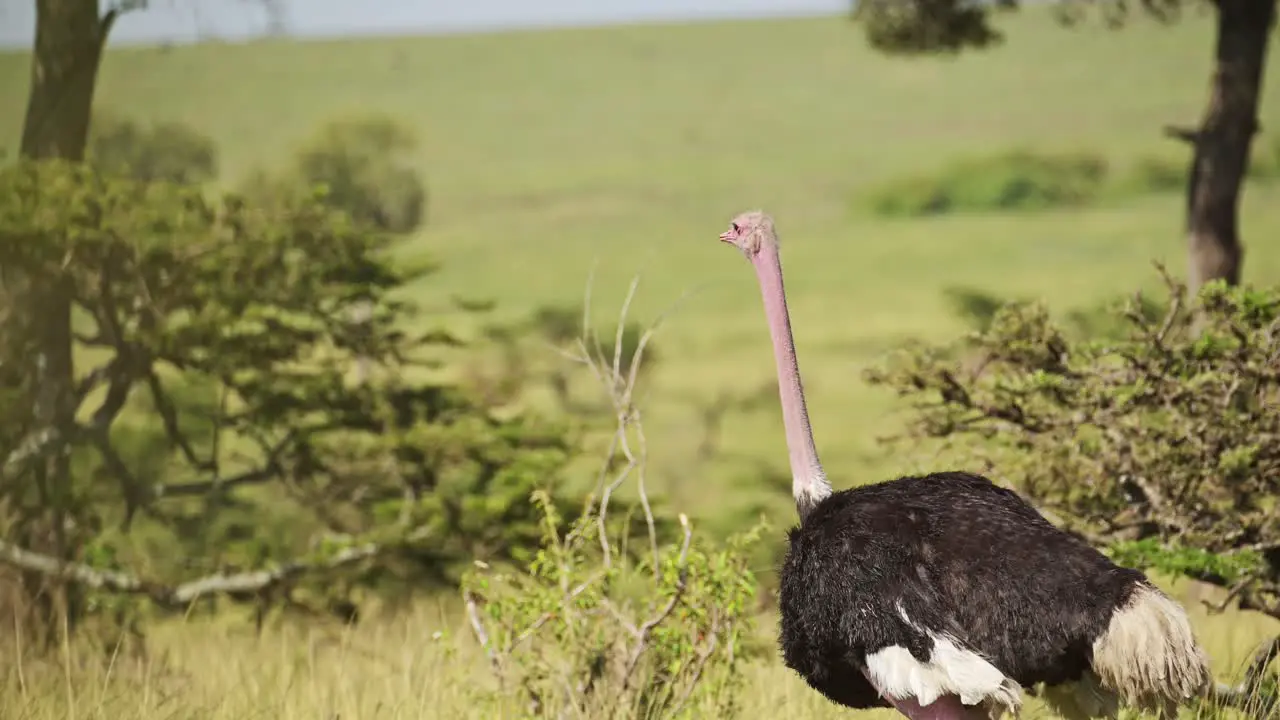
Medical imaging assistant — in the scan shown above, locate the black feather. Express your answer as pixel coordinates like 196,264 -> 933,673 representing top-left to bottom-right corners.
778,471 -> 1149,708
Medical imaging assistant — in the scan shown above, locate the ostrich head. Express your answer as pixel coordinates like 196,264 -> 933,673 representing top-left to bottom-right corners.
718,210 -> 832,521
718,209 -> 777,259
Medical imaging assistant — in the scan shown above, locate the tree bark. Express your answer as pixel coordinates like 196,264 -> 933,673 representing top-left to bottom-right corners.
1183,0 -> 1276,295
11,0 -> 116,643
20,0 -> 115,161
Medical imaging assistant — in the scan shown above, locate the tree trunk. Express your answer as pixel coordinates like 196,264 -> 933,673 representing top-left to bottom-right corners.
11,0 -> 116,644
20,0 -> 114,161
1183,0 -> 1276,296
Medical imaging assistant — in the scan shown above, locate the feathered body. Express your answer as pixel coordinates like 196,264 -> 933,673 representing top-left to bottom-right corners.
778,471 -> 1206,719
717,210 -> 1210,720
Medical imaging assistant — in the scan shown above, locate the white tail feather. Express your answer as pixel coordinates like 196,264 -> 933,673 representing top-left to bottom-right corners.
1091,583 -> 1211,714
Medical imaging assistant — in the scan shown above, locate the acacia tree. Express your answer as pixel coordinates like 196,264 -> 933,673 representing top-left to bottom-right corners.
0,0 -> 578,645
8,0 -> 123,641
855,0 -> 1275,294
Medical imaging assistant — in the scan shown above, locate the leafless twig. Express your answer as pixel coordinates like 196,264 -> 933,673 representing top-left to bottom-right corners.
464,587 -> 503,686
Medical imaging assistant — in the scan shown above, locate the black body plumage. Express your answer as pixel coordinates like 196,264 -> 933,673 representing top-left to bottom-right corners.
778,471 -> 1149,710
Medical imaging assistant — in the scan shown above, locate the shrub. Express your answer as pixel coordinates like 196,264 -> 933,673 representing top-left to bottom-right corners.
461,280 -> 766,719
1123,146 -> 1280,195
867,271 -> 1280,711
863,143 -> 1280,219
862,150 -> 1109,217
87,111 -> 218,184
249,114 -> 427,235
865,270 -> 1279,619
1122,155 -> 1186,194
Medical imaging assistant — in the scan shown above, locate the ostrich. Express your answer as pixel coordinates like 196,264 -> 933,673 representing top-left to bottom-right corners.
717,210 -> 1211,720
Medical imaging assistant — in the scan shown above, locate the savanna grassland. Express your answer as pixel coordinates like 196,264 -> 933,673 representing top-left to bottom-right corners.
2,7 -> 1280,719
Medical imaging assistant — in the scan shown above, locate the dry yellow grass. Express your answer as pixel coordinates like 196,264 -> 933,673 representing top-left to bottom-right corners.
3,578 -> 1275,720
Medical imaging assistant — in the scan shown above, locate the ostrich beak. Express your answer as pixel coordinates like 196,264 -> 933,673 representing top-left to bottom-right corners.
718,230 -> 734,243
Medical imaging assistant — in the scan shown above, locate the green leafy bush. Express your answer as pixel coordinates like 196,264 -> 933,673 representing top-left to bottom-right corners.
0,158 -> 565,641
244,114 -> 427,234
862,150 -> 1108,217
862,142 -> 1280,219
1121,155 -> 1186,194
865,271 -> 1279,617
463,494 -> 764,719
461,282 -> 766,719
87,110 -> 218,184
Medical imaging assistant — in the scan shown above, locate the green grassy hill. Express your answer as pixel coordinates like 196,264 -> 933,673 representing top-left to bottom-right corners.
2,10 -> 1279,718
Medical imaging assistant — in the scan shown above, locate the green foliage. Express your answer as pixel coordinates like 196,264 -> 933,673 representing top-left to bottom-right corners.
0,157 -> 574,632
852,0 -> 1191,56
1107,538 -> 1264,585
1121,148 -> 1280,196
862,150 -> 1108,217
865,272 -> 1280,613
462,490 -> 766,719
87,110 -> 218,184
864,146 -> 1280,217
243,114 -> 427,235
854,0 -> 1011,55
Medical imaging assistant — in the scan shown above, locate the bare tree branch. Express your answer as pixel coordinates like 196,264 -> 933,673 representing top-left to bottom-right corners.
2,426 -> 65,478
0,529 -> 427,610
153,463 -> 282,499
1163,124 -> 1201,145
144,367 -> 215,471
464,585 -> 503,685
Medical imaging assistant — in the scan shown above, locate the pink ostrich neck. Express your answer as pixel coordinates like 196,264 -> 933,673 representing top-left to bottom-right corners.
751,242 -> 832,520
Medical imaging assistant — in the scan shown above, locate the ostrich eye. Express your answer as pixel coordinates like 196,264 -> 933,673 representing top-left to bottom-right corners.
731,223 -> 740,233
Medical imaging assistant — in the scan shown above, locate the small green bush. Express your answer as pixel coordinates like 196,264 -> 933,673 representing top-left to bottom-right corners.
1122,146 -> 1280,195
87,110 -> 218,185
243,113 -> 427,235
463,493 -> 765,719
863,150 -> 1109,217
864,142 -> 1280,219
460,280 -> 765,719
1121,155 -> 1186,194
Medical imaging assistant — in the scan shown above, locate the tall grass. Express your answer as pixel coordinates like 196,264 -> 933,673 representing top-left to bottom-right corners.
2,582 -> 1276,719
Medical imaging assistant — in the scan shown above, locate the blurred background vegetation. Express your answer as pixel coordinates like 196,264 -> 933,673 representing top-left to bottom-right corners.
1,0 -> 1279,717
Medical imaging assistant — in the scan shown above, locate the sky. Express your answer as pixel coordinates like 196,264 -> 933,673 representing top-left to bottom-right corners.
0,0 -> 850,48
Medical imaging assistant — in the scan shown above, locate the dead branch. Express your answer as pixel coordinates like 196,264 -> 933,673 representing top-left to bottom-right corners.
464,586 -> 504,686
1163,124 -> 1201,145
2,427 -> 67,478
569,270 -> 699,574
0,529 -> 426,610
